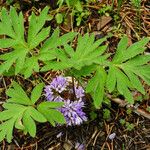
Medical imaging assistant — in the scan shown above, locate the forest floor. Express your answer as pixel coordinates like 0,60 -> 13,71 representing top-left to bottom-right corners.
0,0 -> 150,149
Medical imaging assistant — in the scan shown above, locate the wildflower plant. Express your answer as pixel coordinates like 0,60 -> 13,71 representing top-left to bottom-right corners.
0,6 -> 150,143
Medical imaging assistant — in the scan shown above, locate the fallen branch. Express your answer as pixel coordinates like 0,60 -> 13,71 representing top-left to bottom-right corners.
107,94 -> 150,120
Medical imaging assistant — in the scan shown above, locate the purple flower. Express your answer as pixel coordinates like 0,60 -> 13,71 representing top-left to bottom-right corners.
44,85 -> 54,101
44,76 -> 68,101
108,133 -> 116,140
44,76 -> 87,126
56,132 -> 63,138
75,142 -> 85,150
53,96 -> 64,102
50,76 -> 68,93
75,86 -> 85,99
60,99 -> 87,126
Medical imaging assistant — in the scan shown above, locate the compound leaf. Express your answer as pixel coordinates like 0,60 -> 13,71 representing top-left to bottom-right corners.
42,33 -> 108,71
0,7 -> 77,77
107,36 -> 150,104
0,82 -> 48,142
0,8 -> 15,38
112,36 -> 128,63
0,39 -> 18,48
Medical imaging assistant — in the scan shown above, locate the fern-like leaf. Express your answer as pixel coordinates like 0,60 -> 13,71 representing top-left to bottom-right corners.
0,81 -> 64,143
41,33 -> 108,71
0,7 -> 49,76
106,36 -> 150,104
0,7 -> 76,78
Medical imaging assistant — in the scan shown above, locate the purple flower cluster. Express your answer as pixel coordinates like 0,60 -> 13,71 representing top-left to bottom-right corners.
44,76 -> 87,126
45,76 -> 68,101
61,99 -> 87,126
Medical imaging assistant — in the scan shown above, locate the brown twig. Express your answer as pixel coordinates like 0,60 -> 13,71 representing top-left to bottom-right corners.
107,94 -> 150,120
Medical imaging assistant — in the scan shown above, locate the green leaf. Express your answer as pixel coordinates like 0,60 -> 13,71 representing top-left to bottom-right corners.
75,0 -> 83,11
38,50 -> 56,61
29,27 -> 50,49
0,56 -> 16,74
3,103 -> 26,110
71,65 -> 96,77
0,108 -> 23,143
130,65 -> 150,85
106,66 -> 116,92
86,67 -> 107,108
15,50 -> 27,74
0,6 -> 78,77
9,7 -> 24,40
64,44 -> 75,57
40,29 -> 77,54
113,36 -> 150,63
23,111 -> 36,137
55,13 -> 63,24
22,56 -> 39,78
0,8 -> 15,38
42,33 -> 108,71
6,81 -> 32,105
109,36 -> 150,104
0,39 -> 18,48
37,101 -> 65,126
15,116 -> 25,130
41,60 -> 72,71
123,55 -> 150,66
115,68 -> 134,104
40,28 -> 60,53
112,36 -> 128,63
0,7 -> 28,75
0,110 -> 15,121
5,119 -> 15,143
31,83 -> 44,104
2,66 -> 15,76
28,107 -> 47,122
0,130 -> 6,142
27,6 -> 49,46
0,7 -> 52,77
0,82 -> 46,142
123,69 -> 145,94
38,101 -> 64,109
48,109 -> 66,124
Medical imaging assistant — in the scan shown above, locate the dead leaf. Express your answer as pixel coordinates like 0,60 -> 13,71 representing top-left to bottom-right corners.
97,16 -> 112,31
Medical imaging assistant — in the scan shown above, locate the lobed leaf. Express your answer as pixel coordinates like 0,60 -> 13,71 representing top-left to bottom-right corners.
23,111 -> 36,137
31,83 -> 44,104
27,6 -> 49,46
86,67 -> 107,108
42,33 -> 108,71
106,65 -> 116,92
108,36 -> 150,104
6,81 -> 31,105
0,82 -> 48,142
